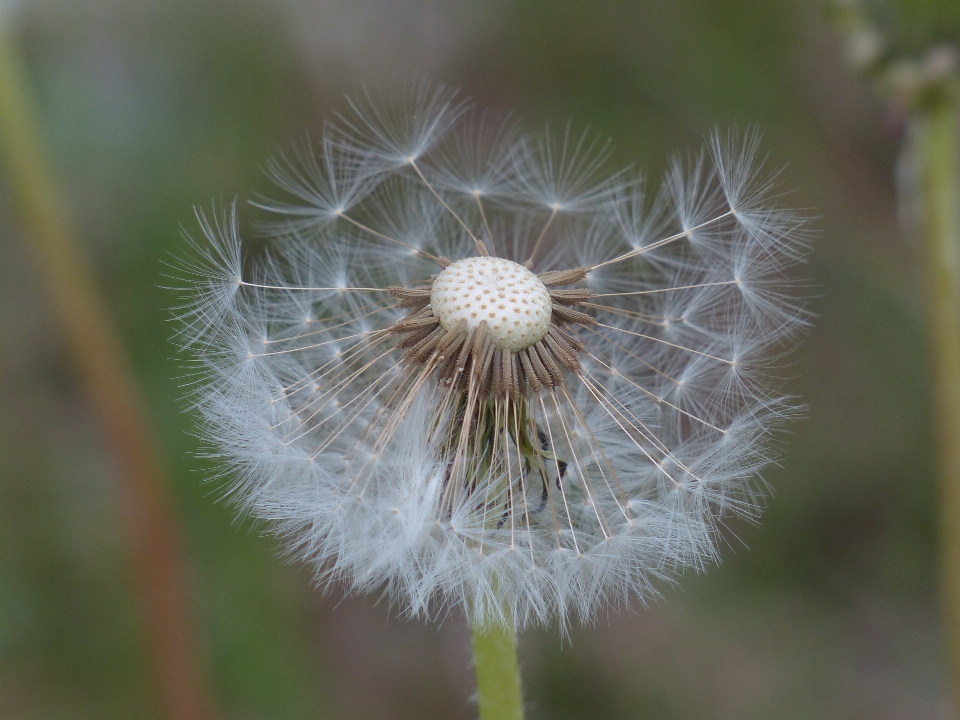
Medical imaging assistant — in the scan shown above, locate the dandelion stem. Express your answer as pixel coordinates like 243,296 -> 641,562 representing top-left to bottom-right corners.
471,620 -> 525,720
911,92 -> 960,710
0,27 -> 216,720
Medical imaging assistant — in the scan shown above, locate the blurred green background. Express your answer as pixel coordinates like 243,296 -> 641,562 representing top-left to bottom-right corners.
0,1 -> 956,718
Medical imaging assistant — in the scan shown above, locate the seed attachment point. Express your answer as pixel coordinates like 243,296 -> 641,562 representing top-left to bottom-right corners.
431,256 -> 552,351
390,256 -> 593,399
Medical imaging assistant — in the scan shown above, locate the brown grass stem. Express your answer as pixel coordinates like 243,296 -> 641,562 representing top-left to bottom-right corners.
0,27 -> 216,720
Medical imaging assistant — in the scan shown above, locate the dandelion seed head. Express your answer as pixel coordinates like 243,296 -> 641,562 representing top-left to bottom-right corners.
174,87 -> 810,632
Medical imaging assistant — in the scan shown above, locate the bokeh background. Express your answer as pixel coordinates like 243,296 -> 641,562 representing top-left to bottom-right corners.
1,1 -> 958,718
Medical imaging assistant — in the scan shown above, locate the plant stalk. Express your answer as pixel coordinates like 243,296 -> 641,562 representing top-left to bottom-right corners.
0,26 -> 216,720
911,93 -> 960,710
471,621 -> 525,720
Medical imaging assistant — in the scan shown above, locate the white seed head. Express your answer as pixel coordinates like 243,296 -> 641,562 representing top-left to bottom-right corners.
430,256 -> 552,351
176,91 -> 811,632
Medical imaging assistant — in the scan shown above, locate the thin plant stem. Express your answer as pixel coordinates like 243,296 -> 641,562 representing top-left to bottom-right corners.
910,95 -> 960,709
0,26 -> 216,720
471,621 -> 525,720
828,2 -> 960,708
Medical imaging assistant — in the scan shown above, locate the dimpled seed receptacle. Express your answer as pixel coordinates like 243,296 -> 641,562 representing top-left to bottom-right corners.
430,257 -> 553,351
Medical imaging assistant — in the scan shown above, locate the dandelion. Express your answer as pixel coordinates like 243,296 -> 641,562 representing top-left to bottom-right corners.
175,85 -> 808,636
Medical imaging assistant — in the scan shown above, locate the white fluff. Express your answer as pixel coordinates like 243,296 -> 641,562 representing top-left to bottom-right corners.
174,85 -> 809,631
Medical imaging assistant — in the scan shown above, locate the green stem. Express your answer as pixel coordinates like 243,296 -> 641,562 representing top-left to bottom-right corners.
471,622 -> 525,720
911,92 -> 960,709
0,26 -> 216,720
